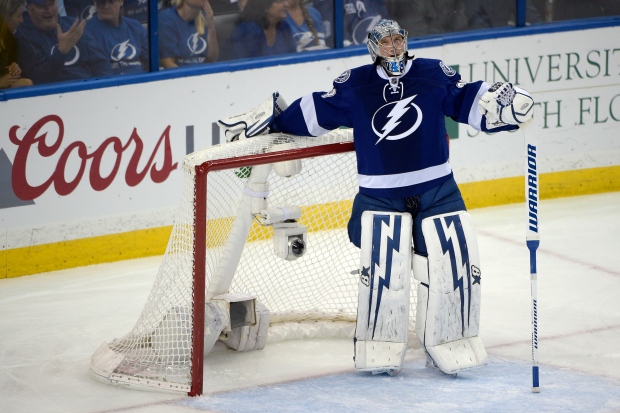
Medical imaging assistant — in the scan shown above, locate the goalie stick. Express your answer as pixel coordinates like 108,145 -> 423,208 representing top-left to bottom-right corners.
523,127 -> 540,393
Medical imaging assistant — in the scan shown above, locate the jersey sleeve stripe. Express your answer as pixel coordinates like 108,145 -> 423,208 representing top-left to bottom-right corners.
468,82 -> 490,131
300,94 -> 331,136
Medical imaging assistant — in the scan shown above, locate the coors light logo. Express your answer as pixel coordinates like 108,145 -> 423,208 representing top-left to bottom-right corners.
8,115 -> 178,201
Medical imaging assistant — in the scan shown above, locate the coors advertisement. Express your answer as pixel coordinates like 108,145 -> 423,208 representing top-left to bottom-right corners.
8,115 -> 178,201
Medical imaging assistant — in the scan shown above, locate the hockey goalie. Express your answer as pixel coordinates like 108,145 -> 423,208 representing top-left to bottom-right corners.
217,19 -> 534,375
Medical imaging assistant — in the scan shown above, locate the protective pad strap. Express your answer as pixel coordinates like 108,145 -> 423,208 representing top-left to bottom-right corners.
355,211 -> 412,373
415,211 -> 487,373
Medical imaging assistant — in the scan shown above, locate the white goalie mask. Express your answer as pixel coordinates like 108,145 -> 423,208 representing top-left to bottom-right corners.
367,19 -> 408,76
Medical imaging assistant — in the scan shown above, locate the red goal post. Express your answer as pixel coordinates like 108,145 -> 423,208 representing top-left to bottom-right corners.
191,134 -> 355,395
90,129 -> 418,396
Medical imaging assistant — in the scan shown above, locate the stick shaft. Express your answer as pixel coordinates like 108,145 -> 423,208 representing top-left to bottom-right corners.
523,129 -> 540,392
528,239 -> 540,392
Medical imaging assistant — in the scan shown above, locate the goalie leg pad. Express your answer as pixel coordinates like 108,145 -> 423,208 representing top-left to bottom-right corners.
355,211 -> 412,375
414,211 -> 487,374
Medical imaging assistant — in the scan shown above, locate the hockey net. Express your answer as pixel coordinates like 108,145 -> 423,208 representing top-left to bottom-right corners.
90,129 -> 417,395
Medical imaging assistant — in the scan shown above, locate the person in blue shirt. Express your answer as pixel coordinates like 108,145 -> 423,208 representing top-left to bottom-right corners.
87,0 -> 149,75
465,0 -> 542,28
63,0 -> 96,20
384,0 -> 468,38
284,0 -> 327,51
311,0 -> 388,47
228,0 -> 296,59
308,0 -> 332,46
159,0 -> 219,68
15,0 -> 112,84
123,0 -> 169,27
343,0 -> 389,46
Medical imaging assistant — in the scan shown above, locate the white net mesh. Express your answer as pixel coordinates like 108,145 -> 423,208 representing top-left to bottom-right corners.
90,129 -> 417,394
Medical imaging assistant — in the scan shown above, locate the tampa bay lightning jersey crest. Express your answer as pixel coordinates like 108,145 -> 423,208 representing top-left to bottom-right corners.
372,79 -> 423,144
274,58 -> 497,198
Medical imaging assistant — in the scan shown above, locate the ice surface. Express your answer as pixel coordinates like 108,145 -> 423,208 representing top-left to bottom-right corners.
1,193 -> 619,413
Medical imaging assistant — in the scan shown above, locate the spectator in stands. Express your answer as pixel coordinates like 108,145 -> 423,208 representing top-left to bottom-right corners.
343,0 -> 389,46
209,0 -> 243,12
159,0 -> 219,68
538,0 -> 620,21
228,0 -> 296,59
465,0 -> 543,29
15,0 -> 112,84
87,0 -> 149,74
64,0 -> 96,19
308,0 -> 331,45
123,0 -> 169,27
285,0 -> 327,51
0,0 -> 33,88
384,0 -> 468,38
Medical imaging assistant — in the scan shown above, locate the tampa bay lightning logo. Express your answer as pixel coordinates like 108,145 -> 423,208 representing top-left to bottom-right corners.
51,45 -> 80,66
111,40 -> 137,62
80,5 -> 96,20
187,33 -> 207,55
440,61 -> 456,77
334,70 -> 350,83
351,15 -> 382,45
372,94 -> 423,144
321,88 -> 336,98
293,31 -> 324,51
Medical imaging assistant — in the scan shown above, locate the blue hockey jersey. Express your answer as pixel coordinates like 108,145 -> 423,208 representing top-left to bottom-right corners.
274,58 -> 516,198
86,15 -> 149,75
158,7 -> 212,66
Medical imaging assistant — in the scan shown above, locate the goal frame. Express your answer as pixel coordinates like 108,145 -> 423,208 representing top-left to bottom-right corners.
189,140 -> 355,396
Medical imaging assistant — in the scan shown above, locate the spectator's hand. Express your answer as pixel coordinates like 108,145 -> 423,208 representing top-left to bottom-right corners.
0,73 -> 17,89
203,0 -> 215,26
57,18 -> 86,55
6,62 -> 21,78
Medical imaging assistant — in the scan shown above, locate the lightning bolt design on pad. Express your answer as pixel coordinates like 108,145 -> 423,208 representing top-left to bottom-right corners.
367,214 -> 402,339
434,215 -> 472,336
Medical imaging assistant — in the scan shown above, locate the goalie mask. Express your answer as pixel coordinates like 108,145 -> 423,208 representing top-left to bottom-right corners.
367,19 -> 408,76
